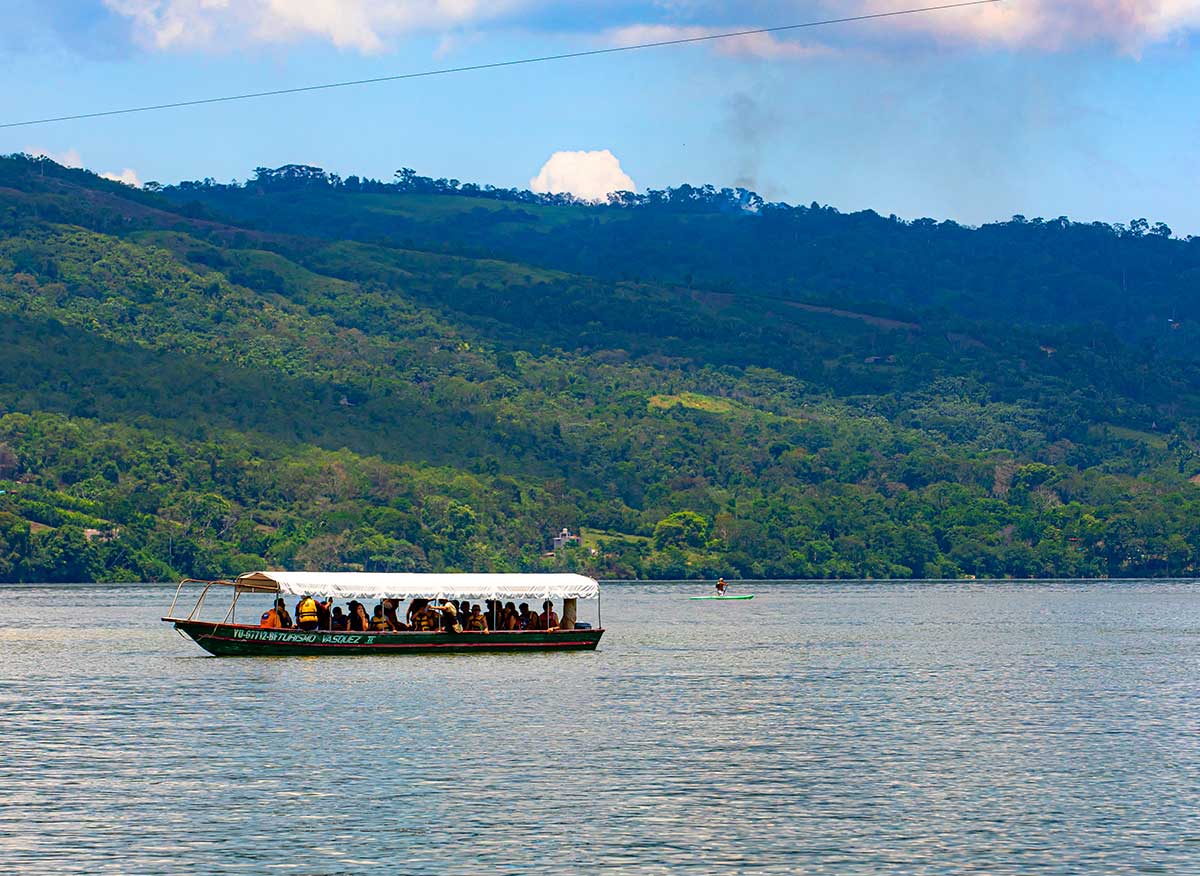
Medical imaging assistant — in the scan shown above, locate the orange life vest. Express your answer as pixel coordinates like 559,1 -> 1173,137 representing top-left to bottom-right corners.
260,609 -> 281,629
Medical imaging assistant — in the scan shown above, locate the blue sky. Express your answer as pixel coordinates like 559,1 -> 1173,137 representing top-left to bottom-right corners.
3,1 -> 1199,233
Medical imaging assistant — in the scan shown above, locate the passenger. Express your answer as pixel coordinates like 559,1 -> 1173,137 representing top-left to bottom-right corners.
370,604 -> 393,632
458,600 -> 472,623
315,596 -> 333,631
518,603 -> 535,630
539,600 -> 560,631
296,594 -> 320,631
260,598 -> 292,629
383,599 -> 403,631
407,598 -> 429,627
348,601 -> 371,632
330,606 -> 349,631
465,604 -> 488,632
501,602 -> 520,631
410,604 -> 436,632
433,600 -> 462,634
716,577 -> 728,595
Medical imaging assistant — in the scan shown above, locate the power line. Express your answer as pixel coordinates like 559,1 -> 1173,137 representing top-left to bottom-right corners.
1,0 -> 1000,130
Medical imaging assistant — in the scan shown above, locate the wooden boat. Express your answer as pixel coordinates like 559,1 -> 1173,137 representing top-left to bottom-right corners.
164,571 -> 604,657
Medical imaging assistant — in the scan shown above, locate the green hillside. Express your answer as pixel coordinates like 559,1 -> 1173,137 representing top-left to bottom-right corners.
1,152 -> 1199,582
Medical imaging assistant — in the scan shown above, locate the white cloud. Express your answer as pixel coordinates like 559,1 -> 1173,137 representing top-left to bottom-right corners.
853,0 -> 1200,52
611,3 -> 1200,56
530,150 -> 636,202
101,168 -> 143,187
102,0 -> 523,53
92,0 -> 1200,56
27,147 -> 141,187
606,24 -> 831,60
27,147 -> 83,168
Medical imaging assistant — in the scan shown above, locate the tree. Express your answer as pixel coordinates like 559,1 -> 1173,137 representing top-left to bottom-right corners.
0,512 -> 30,579
653,511 -> 709,549
28,525 -> 100,582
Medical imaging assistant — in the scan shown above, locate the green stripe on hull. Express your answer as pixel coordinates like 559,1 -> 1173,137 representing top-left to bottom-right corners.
168,619 -> 603,656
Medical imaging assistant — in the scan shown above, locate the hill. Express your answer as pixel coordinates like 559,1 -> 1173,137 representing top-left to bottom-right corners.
1,152 -> 1198,582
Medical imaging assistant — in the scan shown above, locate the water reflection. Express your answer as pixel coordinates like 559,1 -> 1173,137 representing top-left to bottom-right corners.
0,581 -> 1198,874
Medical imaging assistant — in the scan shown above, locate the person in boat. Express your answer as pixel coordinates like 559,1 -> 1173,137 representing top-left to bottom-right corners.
432,600 -> 463,634
260,598 -> 292,629
295,595 -> 321,631
458,600 -> 472,624
518,603 -> 535,630
539,599 -> 560,631
382,599 -> 404,631
410,602 -> 437,632
348,601 -> 371,632
370,604 -> 394,632
465,604 -> 488,632
330,606 -> 349,631
406,598 -> 429,627
315,596 -> 333,631
500,602 -> 520,631
716,577 -> 728,595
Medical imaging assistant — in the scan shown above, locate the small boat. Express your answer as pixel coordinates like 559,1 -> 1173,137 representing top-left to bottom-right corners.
164,571 -> 604,657
690,594 -> 755,600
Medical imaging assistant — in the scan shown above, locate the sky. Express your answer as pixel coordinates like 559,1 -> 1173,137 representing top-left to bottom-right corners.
2,1 -> 1199,233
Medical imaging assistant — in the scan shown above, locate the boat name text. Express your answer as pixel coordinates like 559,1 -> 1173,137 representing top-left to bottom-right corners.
231,629 -> 377,644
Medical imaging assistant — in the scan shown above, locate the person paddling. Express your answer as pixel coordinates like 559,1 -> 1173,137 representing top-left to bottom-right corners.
715,577 -> 728,595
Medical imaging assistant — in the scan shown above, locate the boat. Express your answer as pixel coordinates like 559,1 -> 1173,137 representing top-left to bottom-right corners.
163,571 -> 604,657
689,594 -> 755,600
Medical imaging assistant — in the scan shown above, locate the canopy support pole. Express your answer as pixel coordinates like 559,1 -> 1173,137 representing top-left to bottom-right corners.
167,579 -> 186,618
189,582 -> 214,620
223,589 -> 242,625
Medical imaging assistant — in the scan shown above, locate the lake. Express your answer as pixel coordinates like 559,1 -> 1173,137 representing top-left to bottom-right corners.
1,580 -> 1197,875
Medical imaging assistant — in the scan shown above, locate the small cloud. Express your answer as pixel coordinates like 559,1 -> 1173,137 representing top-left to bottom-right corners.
26,147 -> 141,187
27,147 -> 83,168
102,0 -> 523,54
434,30 -> 483,59
530,150 -> 636,202
606,24 -> 830,60
101,168 -> 142,187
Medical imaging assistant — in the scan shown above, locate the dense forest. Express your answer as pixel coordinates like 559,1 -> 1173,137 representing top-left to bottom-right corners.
2,152 -> 1199,582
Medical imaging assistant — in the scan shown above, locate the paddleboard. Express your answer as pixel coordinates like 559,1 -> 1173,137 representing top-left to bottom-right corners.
689,594 -> 755,600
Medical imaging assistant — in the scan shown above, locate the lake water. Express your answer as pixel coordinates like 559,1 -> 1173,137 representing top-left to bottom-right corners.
1,580 -> 1198,875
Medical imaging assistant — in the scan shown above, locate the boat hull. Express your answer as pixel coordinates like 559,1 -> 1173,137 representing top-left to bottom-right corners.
166,618 -> 604,657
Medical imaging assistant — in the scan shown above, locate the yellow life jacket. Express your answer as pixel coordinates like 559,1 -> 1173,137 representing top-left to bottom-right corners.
370,616 -> 390,631
297,597 -> 319,624
466,616 -> 487,631
413,612 -> 434,631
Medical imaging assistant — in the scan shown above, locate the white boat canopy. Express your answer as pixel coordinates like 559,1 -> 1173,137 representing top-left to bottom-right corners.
235,571 -> 600,601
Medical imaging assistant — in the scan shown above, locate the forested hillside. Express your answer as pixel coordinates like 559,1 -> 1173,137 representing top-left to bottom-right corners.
2,152 -> 1199,582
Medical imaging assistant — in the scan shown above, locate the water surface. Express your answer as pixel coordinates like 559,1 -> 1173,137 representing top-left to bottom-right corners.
1,580 -> 1198,875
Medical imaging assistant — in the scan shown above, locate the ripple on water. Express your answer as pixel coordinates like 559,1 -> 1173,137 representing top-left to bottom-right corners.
0,580 -> 1198,875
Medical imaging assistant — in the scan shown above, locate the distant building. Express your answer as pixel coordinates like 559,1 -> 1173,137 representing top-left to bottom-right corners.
552,527 -> 582,552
